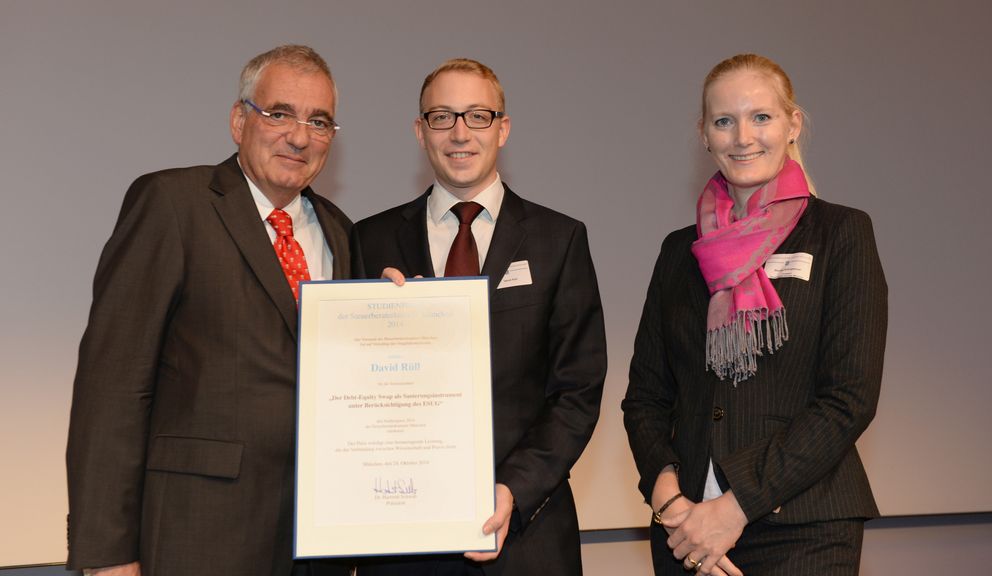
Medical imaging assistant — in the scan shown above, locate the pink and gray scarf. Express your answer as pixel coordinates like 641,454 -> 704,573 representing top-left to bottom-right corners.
691,159 -> 810,383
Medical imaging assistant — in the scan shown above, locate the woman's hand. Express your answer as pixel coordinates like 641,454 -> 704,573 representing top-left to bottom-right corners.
665,491 -> 747,576
651,468 -> 743,575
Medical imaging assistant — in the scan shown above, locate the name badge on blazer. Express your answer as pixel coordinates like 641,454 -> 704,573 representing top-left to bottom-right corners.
764,253 -> 813,281
498,260 -> 533,289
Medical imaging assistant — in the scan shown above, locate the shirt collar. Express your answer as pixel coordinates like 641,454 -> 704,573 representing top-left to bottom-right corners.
427,174 -> 504,225
238,155 -> 305,223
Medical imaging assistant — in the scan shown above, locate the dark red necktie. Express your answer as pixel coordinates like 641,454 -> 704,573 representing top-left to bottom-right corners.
444,202 -> 484,277
266,209 -> 311,302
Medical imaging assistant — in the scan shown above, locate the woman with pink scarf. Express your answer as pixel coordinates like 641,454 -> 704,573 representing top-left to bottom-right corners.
623,54 -> 887,576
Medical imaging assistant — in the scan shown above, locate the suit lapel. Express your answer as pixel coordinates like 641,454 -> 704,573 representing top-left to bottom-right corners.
688,258 -> 711,323
304,189 -> 349,281
777,197 -> 816,254
210,155 -> 298,338
481,186 -> 527,297
399,189 -> 435,278
769,197 -> 817,307
678,231 -> 708,332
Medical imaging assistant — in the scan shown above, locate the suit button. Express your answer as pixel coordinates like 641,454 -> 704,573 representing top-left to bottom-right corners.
712,406 -> 725,421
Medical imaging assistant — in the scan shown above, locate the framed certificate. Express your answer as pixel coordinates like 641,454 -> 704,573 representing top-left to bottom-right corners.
294,278 -> 496,559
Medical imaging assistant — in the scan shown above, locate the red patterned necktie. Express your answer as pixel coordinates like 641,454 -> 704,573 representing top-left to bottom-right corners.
266,208 -> 311,302
444,202 -> 484,277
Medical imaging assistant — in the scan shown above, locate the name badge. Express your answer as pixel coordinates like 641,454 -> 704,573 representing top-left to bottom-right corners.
764,253 -> 813,281
497,260 -> 533,289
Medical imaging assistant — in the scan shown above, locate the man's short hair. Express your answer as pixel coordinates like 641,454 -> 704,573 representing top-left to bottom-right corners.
239,44 -> 337,105
419,58 -> 505,113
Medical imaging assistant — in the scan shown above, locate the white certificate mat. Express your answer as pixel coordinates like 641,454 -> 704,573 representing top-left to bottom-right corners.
295,278 -> 495,558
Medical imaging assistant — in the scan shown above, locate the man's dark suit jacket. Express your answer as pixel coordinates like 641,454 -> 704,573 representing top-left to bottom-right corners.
623,197 -> 887,528
350,185 -> 607,575
66,154 -> 351,576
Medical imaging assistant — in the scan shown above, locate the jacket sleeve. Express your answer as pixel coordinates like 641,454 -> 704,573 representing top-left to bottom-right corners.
622,233 -> 683,503
66,174 -> 184,569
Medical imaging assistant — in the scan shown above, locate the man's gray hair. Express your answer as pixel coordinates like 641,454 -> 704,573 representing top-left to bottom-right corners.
238,44 -> 337,106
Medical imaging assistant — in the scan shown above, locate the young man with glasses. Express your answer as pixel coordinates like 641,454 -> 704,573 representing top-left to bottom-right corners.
350,58 -> 607,576
66,45 -> 352,576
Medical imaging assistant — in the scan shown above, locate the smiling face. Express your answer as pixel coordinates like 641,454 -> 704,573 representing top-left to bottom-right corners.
701,70 -> 801,198
230,62 -> 336,206
415,70 -> 510,201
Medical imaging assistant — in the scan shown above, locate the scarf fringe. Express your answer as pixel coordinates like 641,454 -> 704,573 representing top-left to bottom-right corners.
705,308 -> 789,385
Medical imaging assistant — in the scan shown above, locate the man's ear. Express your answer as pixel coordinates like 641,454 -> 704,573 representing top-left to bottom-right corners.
497,114 -> 511,148
230,101 -> 246,145
414,117 -> 428,150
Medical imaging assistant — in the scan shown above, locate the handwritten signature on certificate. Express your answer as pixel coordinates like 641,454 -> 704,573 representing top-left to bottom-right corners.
373,477 -> 418,496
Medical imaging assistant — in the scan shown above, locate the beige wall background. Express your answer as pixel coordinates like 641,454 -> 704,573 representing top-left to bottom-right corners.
1,0 -> 991,568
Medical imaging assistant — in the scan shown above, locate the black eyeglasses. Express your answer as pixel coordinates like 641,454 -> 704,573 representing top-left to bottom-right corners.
422,109 -> 505,130
242,99 -> 339,138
